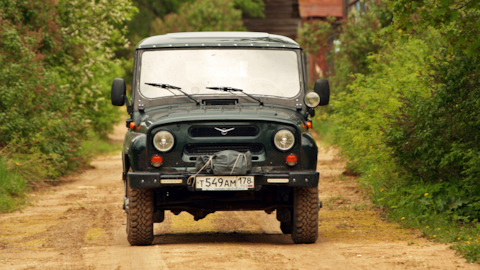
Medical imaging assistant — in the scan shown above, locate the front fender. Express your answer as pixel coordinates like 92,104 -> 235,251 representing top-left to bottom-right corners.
124,132 -> 147,172
301,132 -> 318,170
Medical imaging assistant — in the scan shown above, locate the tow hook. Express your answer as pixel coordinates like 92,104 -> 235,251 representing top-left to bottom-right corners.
318,201 -> 323,211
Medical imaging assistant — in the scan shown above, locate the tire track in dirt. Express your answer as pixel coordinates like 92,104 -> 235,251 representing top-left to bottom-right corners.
0,124 -> 478,269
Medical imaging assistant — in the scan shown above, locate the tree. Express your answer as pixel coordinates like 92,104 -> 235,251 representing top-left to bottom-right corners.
0,0 -> 136,180
150,0 -> 254,34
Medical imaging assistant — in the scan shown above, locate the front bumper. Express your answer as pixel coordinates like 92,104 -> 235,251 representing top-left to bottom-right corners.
128,171 -> 319,191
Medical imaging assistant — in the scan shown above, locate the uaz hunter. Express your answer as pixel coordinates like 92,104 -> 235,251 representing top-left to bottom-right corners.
111,32 -> 330,245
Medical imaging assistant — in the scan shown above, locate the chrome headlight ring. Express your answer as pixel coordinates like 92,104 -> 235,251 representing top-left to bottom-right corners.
153,130 -> 175,152
273,129 -> 295,151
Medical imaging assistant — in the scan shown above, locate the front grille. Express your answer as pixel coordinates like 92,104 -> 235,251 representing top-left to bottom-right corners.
184,143 -> 264,155
189,126 -> 259,137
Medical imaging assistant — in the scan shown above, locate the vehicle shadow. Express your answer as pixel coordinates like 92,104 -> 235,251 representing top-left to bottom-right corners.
152,232 -> 293,245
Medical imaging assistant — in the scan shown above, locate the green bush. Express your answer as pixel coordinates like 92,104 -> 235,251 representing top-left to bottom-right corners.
329,3 -> 392,93
0,0 -> 136,211
385,0 -> 480,224
0,1 -> 88,180
386,53 -> 480,223
331,34 -> 436,189
324,0 -> 480,261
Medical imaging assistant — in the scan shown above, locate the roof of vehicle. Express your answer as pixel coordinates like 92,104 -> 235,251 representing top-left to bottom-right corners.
137,32 -> 300,49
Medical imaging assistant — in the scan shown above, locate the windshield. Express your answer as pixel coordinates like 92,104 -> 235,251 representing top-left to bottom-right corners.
138,49 -> 301,99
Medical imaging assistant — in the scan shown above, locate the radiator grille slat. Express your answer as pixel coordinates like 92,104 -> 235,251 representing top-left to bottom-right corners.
184,143 -> 264,155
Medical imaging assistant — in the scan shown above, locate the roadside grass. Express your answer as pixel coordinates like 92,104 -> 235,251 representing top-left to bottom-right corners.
394,207 -> 480,263
437,222 -> 480,263
0,158 -> 28,212
372,178 -> 480,263
78,130 -> 123,159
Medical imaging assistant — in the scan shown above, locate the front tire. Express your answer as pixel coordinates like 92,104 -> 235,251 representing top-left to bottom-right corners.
291,187 -> 319,244
126,185 -> 154,246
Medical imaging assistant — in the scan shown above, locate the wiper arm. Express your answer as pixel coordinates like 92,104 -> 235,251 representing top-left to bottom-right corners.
145,82 -> 199,105
206,86 -> 263,106
145,82 -> 181,90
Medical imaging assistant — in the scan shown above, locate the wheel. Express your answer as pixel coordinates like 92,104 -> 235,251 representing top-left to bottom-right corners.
126,184 -> 154,246
291,187 -> 319,244
280,222 -> 292,234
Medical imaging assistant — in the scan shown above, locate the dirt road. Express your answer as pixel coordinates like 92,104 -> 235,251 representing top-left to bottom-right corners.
1,123 -> 478,270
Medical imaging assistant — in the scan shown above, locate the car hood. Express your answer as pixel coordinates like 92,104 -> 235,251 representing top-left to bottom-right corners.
135,105 -> 306,129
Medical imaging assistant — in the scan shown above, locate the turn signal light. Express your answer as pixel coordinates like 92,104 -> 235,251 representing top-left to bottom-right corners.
285,154 -> 298,166
151,155 -> 163,167
302,121 -> 313,129
307,121 -> 312,129
129,122 -> 140,130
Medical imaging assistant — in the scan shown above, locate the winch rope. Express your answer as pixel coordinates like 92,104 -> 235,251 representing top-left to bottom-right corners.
230,153 -> 247,175
187,155 -> 214,187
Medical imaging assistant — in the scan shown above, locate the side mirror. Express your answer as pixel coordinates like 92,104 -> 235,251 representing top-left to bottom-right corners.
111,78 -> 126,106
314,79 -> 330,106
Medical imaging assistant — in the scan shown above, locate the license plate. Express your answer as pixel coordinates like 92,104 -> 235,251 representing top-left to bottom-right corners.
195,176 -> 254,191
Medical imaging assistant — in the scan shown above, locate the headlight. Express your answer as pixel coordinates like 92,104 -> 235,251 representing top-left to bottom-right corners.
153,131 -> 175,152
274,129 -> 295,151
305,92 -> 320,108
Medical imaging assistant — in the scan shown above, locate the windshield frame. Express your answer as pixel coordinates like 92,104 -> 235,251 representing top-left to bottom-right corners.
131,47 -> 307,111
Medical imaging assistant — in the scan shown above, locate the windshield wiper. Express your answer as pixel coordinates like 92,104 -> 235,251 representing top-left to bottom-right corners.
145,82 -> 199,105
206,86 -> 263,106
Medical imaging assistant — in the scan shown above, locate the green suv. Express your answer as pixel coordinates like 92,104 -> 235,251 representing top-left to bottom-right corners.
111,32 -> 330,245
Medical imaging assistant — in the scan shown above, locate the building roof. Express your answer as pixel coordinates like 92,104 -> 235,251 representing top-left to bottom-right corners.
299,0 -> 345,18
137,32 -> 300,49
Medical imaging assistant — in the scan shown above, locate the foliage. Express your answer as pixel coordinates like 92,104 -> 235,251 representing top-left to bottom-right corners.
321,0 -> 480,261
126,0 -> 186,45
0,158 -> 28,212
297,1 -> 392,92
297,17 -> 337,55
386,54 -> 480,221
384,0 -> 480,225
0,0 -> 136,211
453,238 -> 480,263
55,0 -> 137,136
128,0 -> 264,44
233,0 -> 265,18
0,0 -> 88,180
380,180 -> 480,262
150,0 -> 246,34
329,3 -> 392,93
331,34 -> 437,191
391,0 -> 480,56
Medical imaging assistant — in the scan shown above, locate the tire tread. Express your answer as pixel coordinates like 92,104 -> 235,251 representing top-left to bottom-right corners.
127,187 -> 154,246
292,187 -> 319,244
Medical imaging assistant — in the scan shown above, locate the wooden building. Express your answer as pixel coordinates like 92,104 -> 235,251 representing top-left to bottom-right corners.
243,0 -> 301,40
